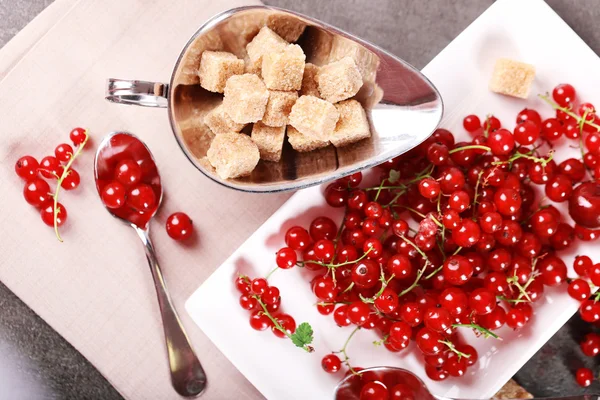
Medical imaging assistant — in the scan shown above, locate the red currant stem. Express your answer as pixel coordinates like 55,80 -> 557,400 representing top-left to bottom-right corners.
429,214 -> 444,229
373,334 -> 389,347
438,339 -> 471,359
539,93 -> 600,131
448,145 -> 491,154
317,301 -> 352,306
484,114 -> 492,138
452,323 -> 501,340
398,235 -> 429,262
374,177 -> 387,202
238,273 -> 250,283
493,150 -> 554,168
507,276 -> 533,303
521,204 -> 551,225
496,295 -> 529,304
384,189 -> 407,208
336,209 -> 348,243
424,264 -> 443,280
398,265 -> 426,297
360,269 -> 395,304
298,247 -> 372,269
53,133 -> 89,242
452,246 -> 463,256
336,326 -> 361,375
393,205 -> 426,219
341,282 -> 355,294
366,165 -> 435,192
265,267 -> 278,280
473,169 -> 485,208
255,296 -> 313,352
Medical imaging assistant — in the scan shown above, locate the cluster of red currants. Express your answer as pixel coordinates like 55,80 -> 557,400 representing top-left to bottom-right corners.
261,82 -> 600,393
235,274 -> 314,352
15,127 -> 88,237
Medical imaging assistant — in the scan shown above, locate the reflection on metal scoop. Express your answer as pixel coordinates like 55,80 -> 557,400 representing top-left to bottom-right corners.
94,132 -> 206,397
333,366 -> 599,400
106,6 -> 443,192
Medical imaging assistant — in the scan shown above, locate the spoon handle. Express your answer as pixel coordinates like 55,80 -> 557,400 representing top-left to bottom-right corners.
135,227 -> 207,397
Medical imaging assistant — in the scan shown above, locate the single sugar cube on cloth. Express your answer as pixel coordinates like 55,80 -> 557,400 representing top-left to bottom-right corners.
266,15 -> 306,42
289,95 -> 340,139
262,90 -> 298,127
204,104 -> 246,135
251,122 -> 286,162
287,126 -> 330,152
489,58 -> 536,99
198,51 -> 244,93
207,132 -> 260,179
317,57 -> 363,103
246,26 -> 288,73
330,99 -> 371,147
223,74 -> 269,124
262,44 -> 306,91
300,63 -> 320,97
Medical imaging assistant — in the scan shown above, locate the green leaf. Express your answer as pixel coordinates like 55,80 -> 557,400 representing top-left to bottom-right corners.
291,322 -> 314,348
388,169 -> 400,183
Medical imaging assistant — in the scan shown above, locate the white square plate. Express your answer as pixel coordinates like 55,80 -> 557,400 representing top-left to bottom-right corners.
186,0 -> 600,398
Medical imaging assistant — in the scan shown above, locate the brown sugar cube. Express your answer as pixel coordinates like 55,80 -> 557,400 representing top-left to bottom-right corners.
267,15 -> 306,42
489,58 -> 536,99
330,99 -> 371,148
246,26 -> 288,71
289,95 -> 339,139
262,44 -> 306,91
198,51 -> 244,93
329,36 -> 380,83
300,63 -> 320,97
287,126 -> 330,152
317,57 -> 363,103
204,104 -> 246,135
206,132 -> 260,179
263,90 -> 298,127
223,74 -> 269,124
244,55 -> 262,77
251,122 -> 286,162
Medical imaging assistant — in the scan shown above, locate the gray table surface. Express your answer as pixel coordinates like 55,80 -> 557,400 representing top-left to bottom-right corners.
2,0 -> 600,399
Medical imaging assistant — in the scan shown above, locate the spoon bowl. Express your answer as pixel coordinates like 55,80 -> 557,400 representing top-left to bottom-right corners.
94,132 -> 207,397
106,5 -> 443,192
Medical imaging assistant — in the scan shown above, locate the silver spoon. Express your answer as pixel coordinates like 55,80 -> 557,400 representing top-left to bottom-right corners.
333,366 -> 597,400
94,131 -> 206,397
105,5 -> 443,193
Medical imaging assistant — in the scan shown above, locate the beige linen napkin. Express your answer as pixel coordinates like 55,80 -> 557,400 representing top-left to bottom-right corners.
0,0 -> 286,399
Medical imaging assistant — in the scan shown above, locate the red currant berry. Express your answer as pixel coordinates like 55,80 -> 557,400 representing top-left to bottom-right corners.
487,129 -> 514,156
469,288 -> 496,315
321,354 -> 341,373
127,184 -> 156,212
40,201 -> 67,227
114,159 -> 142,187
463,114 -> 481,132
165,212 -> 193,240
38,156 -> 60,179
418,178 -> 440,199
15,156 -> 39,179
541,118 -> 563,141
312,276 -> 338,301
285,226 -> 310,251
538,256 -> 567,286
251,278 -> 268,295
580,299 -> 600,322
424,307 -> 452,332
443,255 -> 473,285
452,219 -> 480,247
552,83 -> 576,106
275,247 -> 297,269
101,181 -> 126,209
352,260 -> 380,289
60,168 -> 80,190
239,294 -> 258,310
360,381 -> 389,400
235,276 -> 250,294
575,367 -> 593,388
333,305 -> 352,326
272,314 -> 296,338
513,120 -> 539,145
494,188 -> 521,216
516,108 -> 542,128
374,288 -> 399,314
23,178 -> 51,207
70,127 -> 88,145
249,311 -> 271,331
574,255 -> 593,277
545,174 -> 573,202
310,217 -> 337,241
416,327 -> 443,355
54,143 -> 74,163
581,333 -> 600,357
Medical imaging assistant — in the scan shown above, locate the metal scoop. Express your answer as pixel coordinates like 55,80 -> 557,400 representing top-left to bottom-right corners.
94,132 -> 206,397
105,6 -> 443,192
333,366 -> 598,400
